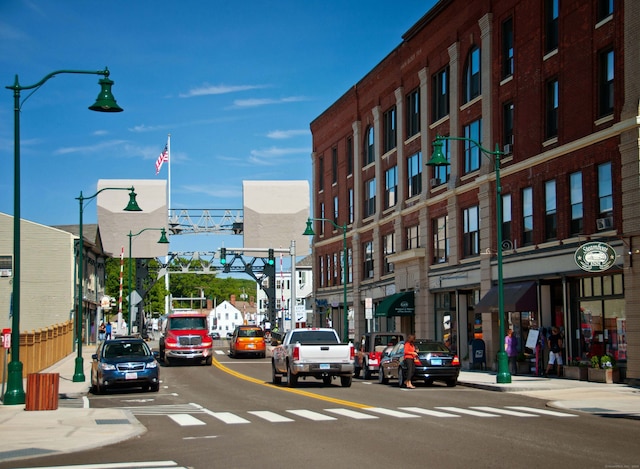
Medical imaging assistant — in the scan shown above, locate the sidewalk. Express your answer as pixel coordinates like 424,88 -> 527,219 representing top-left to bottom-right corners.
1,351 -> 639,465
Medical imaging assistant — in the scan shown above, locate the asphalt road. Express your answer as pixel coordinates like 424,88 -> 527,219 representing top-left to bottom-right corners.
5,343 -> 639,469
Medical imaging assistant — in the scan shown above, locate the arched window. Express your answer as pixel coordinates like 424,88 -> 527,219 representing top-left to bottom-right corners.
463,46 -> 481,103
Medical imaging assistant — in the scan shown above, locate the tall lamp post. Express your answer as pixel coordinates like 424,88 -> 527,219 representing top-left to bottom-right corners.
303,218 -> 349,343
426,135 -> 511,384
127,228 -> 170,334
74,187 -> 141,382
4,68 -> 123,404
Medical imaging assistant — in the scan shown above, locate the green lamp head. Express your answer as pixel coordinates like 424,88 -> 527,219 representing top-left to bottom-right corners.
157,228 -> 170,244
426,138 -> 450,167
89,73 -> 123,112
303,219 -> 315,236
123,190 -> 142,212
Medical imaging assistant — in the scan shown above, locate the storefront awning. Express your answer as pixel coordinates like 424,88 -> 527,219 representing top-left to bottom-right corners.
375,292 -> 415,317
474,281 -> 538,313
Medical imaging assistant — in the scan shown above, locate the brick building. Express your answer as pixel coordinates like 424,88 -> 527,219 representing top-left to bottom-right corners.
309,0 -> 640,382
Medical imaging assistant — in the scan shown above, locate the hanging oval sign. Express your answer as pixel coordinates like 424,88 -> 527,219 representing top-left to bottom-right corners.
574,242 -> 617,272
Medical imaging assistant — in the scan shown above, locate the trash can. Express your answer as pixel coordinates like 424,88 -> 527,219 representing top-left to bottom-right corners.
25,372 -> 59,411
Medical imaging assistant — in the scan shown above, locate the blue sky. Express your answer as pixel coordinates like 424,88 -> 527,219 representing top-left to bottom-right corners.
0,0 -> 437,254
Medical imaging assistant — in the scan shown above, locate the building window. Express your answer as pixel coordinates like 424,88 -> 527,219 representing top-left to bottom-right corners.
331,147 -> 338,184
347,247 -> 353,283
333,196 -> 339,225
597,0 -> 613,22
503,102 -> 514,147
598,162 -> 613,216
570,171 -> 583,235
464,119 -> 482,173
319,203 -> 325,235
406,88 -> 420,138
365,126 -> 375,166
384,166 -> 397,209
463,46 -> 481,103
463,206 -> 479,257
364,178 -> 376,218
363,241 -> 374,279
502,194 -> 512,243
407,152 -> 422,198
383,233 -> 395,274
432,66 -> 449,121
432,215 -> 449,264
598,49 -> 614,117
546,78 -> 559,139
545,180 -> 557,240
522,187 -> 533,245
545,0 -> 559,53
502,18 -> 514,78
347,137 -> 353,175
432,138 -> 450,185
319,255 -> 324,288
318,157 -> 324,190
348,188 -> 354,224
383,106 -> 397,153
406,225 -> 420,250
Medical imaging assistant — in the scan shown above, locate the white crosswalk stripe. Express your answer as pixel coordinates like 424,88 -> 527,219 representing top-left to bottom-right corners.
125,404 -> 578,426
9,462 -> 186,469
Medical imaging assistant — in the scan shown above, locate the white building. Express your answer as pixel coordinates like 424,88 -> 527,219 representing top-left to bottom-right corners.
208,300 -> 243,337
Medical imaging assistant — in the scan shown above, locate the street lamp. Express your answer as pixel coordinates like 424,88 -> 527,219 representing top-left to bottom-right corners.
74,187 -> 141,382
127,228 -> 170,334
303,218 -> 349,342
3,68 -> 123,404
426,135 -> 511,384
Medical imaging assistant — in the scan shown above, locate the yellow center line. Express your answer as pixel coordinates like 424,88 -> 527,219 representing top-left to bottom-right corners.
211,356 -> 373,409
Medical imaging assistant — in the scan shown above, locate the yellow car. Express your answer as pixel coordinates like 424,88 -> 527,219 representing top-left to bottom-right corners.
229,325 -> 266,358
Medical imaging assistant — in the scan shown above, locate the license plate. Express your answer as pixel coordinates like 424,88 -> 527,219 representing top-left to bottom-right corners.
247,344 -> 255,348
319,364 -> 330,370
125,372 -> 138,380
431,359 -> 442,366
369,359 -> 379,366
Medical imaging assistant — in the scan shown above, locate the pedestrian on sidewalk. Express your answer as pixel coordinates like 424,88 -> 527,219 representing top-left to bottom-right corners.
98,321 -> 106,341
105,322 -> 112,340
505,329 -> 518,376
403,334 -> 418,389
545,326 -> 564,376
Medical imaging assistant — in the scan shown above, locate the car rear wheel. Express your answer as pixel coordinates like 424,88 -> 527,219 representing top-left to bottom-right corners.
287,364 -> 298,388
446,378 -> 457,387
378,368 -> 389,385
340,375 -> 352,387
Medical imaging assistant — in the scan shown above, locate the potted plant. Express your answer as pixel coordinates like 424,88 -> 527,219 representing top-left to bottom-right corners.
563,357 -> 588,380
587,354 -> 619,383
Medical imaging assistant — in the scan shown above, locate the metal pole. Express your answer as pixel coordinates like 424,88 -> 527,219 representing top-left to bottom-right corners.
128,231 -> 133,334
290,240 -> 296,330
72,194 -> 86,381
494,143 -> 511,383
342,224 -> 348,343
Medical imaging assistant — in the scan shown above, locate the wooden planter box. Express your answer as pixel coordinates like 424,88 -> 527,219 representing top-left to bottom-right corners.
587,368 -> 620,384
563,366 -> 588,381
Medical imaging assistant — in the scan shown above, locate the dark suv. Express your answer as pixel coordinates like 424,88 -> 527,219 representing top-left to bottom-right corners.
91,337 -> 159,393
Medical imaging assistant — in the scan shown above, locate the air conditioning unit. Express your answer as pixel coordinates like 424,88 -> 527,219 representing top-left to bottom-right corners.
596,216 -> 613,230
503,144 -> 513,155
430,178 -> 442,188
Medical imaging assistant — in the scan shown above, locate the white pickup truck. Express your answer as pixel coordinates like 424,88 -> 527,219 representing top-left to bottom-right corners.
271,328 -> 355,387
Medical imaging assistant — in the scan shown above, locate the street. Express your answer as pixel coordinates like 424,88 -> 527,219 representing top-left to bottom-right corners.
3,342 -> 639,469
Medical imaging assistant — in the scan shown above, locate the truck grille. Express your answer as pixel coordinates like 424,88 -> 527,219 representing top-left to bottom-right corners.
178,335 -> 202,346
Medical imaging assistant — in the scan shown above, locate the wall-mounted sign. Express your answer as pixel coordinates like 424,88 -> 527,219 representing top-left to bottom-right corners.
574,242 -> 617,272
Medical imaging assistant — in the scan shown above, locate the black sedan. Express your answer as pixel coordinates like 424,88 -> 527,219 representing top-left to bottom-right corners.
378,339 -> 460,387
91,337 -> 160,394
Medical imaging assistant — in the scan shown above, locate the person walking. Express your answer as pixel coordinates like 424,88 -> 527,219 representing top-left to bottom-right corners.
403,334 -> 418,389
105,322 -> 112,340
545,326 -> 564,376
505,329 -> 518,376
98,322 -> 106,341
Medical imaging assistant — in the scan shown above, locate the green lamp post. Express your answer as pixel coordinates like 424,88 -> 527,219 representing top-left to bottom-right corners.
74,187 -> 141,382
426,135 -> 511,384
127,228 -> 170,333
3,68 -> 123,404
304,218 -> 349,343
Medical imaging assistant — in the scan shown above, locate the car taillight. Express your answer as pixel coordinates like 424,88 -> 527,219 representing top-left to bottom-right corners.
452,355 -> 460,366
368,352 -> 377,360
350,344 -> 355,360
293,345 -> 300,360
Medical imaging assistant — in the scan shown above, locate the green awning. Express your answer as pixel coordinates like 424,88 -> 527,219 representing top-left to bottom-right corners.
375,292 -> 415,317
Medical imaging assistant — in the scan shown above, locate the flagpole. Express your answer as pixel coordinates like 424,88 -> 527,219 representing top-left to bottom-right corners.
165,134 -> 171,319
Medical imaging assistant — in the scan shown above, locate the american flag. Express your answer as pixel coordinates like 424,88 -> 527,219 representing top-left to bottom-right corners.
155,144 -> 169,175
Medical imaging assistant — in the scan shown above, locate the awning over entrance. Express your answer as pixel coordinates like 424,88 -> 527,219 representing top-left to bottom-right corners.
474,281 -> 538,313
375,292 -> 415,317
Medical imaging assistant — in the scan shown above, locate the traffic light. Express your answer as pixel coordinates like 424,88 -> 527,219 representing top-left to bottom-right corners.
220,248 -> 227,265
268,248 -> 275,266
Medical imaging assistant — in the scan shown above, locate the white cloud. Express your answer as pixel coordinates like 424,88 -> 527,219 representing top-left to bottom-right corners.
266,129 -> 309,139
179,84 -> 266,98
54,140 -> 127,155
233,96 -> 308,108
